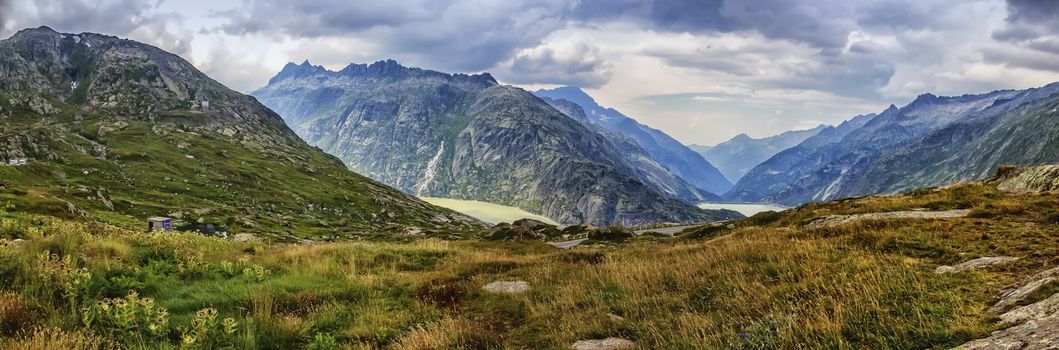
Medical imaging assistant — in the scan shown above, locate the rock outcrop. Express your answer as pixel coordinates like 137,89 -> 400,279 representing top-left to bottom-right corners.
482,281 -> 531,294
935,256 -> 1019,275
571,338 -> 636,350
991,266 -> 1059,313
805,209 -> 971,229
994,165 -> 1059,193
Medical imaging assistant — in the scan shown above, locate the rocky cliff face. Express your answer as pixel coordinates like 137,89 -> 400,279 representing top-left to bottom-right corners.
253,61 -> 739,226
533,86 -> 732,195
0,27 -> 484,239
695,126 -> 826,183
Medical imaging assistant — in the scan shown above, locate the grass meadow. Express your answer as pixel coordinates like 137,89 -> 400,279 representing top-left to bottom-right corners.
0,182 -> 1057,348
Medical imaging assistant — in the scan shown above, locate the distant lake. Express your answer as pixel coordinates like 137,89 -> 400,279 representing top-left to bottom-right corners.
419,197 -> 558,225
697,202 -> 788,217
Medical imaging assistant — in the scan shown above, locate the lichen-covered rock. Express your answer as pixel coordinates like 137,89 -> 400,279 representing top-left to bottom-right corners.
995,164 -> 1059,193
482,281 -> 530,294
991,267 -> 1059,312
955,315 -> 1059,350
1000,293 -> 1059,325
807,209 -> 971,229
936,256 -> 1019,274
572,337 -> 635,350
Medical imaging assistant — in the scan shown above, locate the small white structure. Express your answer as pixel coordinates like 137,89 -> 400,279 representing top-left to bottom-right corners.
147,217 -> 172,232
200,100 -> 210,110
6,158 -> 27,165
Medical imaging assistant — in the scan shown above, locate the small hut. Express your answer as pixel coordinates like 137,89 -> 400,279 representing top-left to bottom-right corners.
147,217 -> 172,232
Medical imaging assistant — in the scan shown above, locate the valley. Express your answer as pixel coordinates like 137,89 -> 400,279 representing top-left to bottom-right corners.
418,197 -> 558,225
696,202 -> 787,217
3,0 -> 1059,346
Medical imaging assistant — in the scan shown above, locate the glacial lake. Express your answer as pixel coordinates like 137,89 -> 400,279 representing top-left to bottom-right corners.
697,202 -> 788,217
419,197 -> 559,225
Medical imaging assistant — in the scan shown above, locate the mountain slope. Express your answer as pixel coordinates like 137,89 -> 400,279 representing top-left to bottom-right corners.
725,113 -> 875,203
695,126 -> 826,183
824,83 -> 1059,196
252,61 -> 739,226
758,90 -> 1022,205
0,27 -> 484,240
533,86 -> 733,194
538,96 -> 720,203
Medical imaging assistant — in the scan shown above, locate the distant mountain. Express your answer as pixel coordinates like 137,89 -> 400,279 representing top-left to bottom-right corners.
694,126 -> 826,183
533,86 -> 733,195
825,83 -> 1059,197
538,96 -> 721,203
252,61 -> 740,226
725,114 -> 875,203
0,27 -> 484,240
726,85 -> 1059,206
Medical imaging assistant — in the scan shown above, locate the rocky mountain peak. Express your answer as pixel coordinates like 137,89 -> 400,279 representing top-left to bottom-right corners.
910,93 -> 939,106
269,60 -> 328,84
535,86 -> 599,112
732,133 -> 753,141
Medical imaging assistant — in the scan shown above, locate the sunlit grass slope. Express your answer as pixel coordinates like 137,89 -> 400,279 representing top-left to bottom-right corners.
0,181 -> 1057,348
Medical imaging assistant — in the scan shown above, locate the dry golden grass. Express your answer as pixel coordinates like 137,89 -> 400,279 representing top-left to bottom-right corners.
0,327 -> 106,350
0,182 -> 1057,348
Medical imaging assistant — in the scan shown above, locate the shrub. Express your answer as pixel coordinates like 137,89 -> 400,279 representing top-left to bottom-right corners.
80,290 -> 169,341
307,332 -> 338,350
588,226 -> 632,241
177,308 -> 239,348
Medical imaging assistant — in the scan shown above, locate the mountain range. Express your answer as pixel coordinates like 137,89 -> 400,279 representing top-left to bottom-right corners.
727,85 -> 1059,206
690,126 -> 826,183
0,27 -> 484,240
251,61 -> 739,226
533,86 -> 732,195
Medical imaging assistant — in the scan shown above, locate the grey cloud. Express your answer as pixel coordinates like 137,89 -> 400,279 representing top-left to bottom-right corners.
1029,38 -> 1059,54
988,0 -> 1059,68
0,0 -> 11,34
1,0 -> 192,56
983,47 -> 1059,72
994,0 -> 1059,43
1005,0 -> 1059,25
212,1 -> 440,37
211,0 -> 569,72
503,41 -> 613,88
770,55 -> 894,99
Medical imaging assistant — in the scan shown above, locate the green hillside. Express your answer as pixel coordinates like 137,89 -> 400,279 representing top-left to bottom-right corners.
0,27 -> 483,241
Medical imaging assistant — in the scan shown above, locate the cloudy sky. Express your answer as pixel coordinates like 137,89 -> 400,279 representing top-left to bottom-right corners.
2,0 -> 1059,145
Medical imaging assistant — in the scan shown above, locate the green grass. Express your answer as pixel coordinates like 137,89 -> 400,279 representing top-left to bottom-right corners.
2,181 -> 1058,348
0,100 -> 480,241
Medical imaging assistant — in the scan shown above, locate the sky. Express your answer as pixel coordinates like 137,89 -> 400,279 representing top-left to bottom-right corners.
2,0 -> 1059,145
